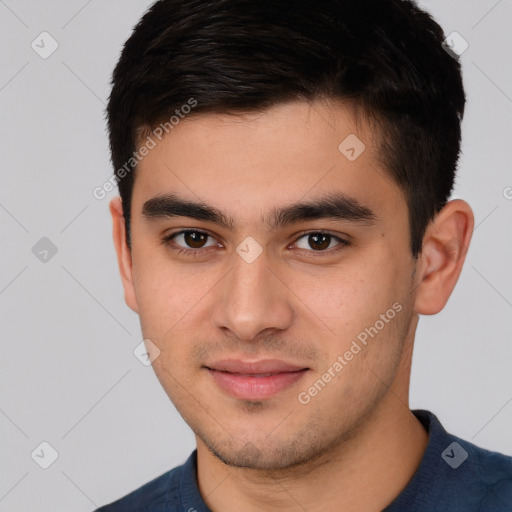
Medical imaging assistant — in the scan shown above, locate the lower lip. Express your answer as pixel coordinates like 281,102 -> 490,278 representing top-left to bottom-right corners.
208,369 -> 308,400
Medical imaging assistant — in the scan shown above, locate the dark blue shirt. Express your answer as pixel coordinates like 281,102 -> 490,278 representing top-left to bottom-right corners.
95,410 -> 512,511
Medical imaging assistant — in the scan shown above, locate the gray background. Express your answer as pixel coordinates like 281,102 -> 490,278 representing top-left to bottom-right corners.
0,0 -> 511,510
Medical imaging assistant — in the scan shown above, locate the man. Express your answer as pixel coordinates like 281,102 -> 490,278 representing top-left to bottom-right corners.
96,0 -> 512,510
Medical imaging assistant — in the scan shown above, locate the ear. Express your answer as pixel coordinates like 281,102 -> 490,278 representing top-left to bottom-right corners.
414,199 -> 474,315
110,196 -> 139,313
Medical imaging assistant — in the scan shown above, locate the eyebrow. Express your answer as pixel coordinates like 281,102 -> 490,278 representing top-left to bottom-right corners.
141,192 -> 378,230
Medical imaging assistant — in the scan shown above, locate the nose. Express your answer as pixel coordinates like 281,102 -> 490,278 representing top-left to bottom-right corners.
210,249 -> 294,342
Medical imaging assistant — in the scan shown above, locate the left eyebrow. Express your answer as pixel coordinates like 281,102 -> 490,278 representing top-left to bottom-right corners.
141,192 -> 378,230
269,193 -> 378,229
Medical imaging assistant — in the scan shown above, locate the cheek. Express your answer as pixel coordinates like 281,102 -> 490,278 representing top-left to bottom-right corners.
131,256 -> 230,373
131,247 -> 204,326
287,252 -> 408,351
286,263 -> 390,327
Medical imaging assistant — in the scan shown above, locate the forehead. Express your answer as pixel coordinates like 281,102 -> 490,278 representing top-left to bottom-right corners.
131,99 -> 406,230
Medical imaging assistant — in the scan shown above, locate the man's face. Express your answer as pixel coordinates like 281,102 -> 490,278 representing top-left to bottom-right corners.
124,99 -> 418,470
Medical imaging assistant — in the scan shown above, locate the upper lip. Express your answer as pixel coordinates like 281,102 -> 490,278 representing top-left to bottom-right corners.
205,359 -> 308,374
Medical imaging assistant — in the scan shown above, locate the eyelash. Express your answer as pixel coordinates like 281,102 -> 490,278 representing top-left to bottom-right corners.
161,229 -> 350,257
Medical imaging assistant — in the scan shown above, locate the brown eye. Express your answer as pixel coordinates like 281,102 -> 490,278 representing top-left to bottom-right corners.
308,233 -> 331,250
183,231 -> 208,248
293,232 -> 349,253
164,230 -> 218,252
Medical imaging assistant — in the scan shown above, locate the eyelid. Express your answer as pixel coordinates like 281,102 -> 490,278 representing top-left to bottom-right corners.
162,228 -> 349,255
292,229 -> 350,242
291,230 -> 349,252
163,229 -> 222,250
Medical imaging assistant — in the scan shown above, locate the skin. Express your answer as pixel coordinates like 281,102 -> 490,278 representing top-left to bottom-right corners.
110,99 -> 474,511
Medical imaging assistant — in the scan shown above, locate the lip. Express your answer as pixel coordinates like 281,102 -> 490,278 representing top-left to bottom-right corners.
207,359 -> 307,374
205,359 -> 309,400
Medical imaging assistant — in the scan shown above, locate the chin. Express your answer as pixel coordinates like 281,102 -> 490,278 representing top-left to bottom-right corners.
203,433 -> 328,471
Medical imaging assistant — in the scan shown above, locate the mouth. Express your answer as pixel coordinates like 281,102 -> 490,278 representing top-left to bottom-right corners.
205,359 -> 310,400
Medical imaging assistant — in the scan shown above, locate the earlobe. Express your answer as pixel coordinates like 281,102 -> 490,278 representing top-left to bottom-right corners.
414,199 -> 474,315
109,196 -> 139,314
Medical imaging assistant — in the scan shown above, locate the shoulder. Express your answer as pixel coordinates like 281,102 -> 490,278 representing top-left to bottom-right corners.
452,433 -> 512,507
94,458 -> 187,512
397,410 -> 512,511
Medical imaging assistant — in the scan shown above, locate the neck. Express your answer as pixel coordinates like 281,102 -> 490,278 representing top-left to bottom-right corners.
197,391 -> 428,511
